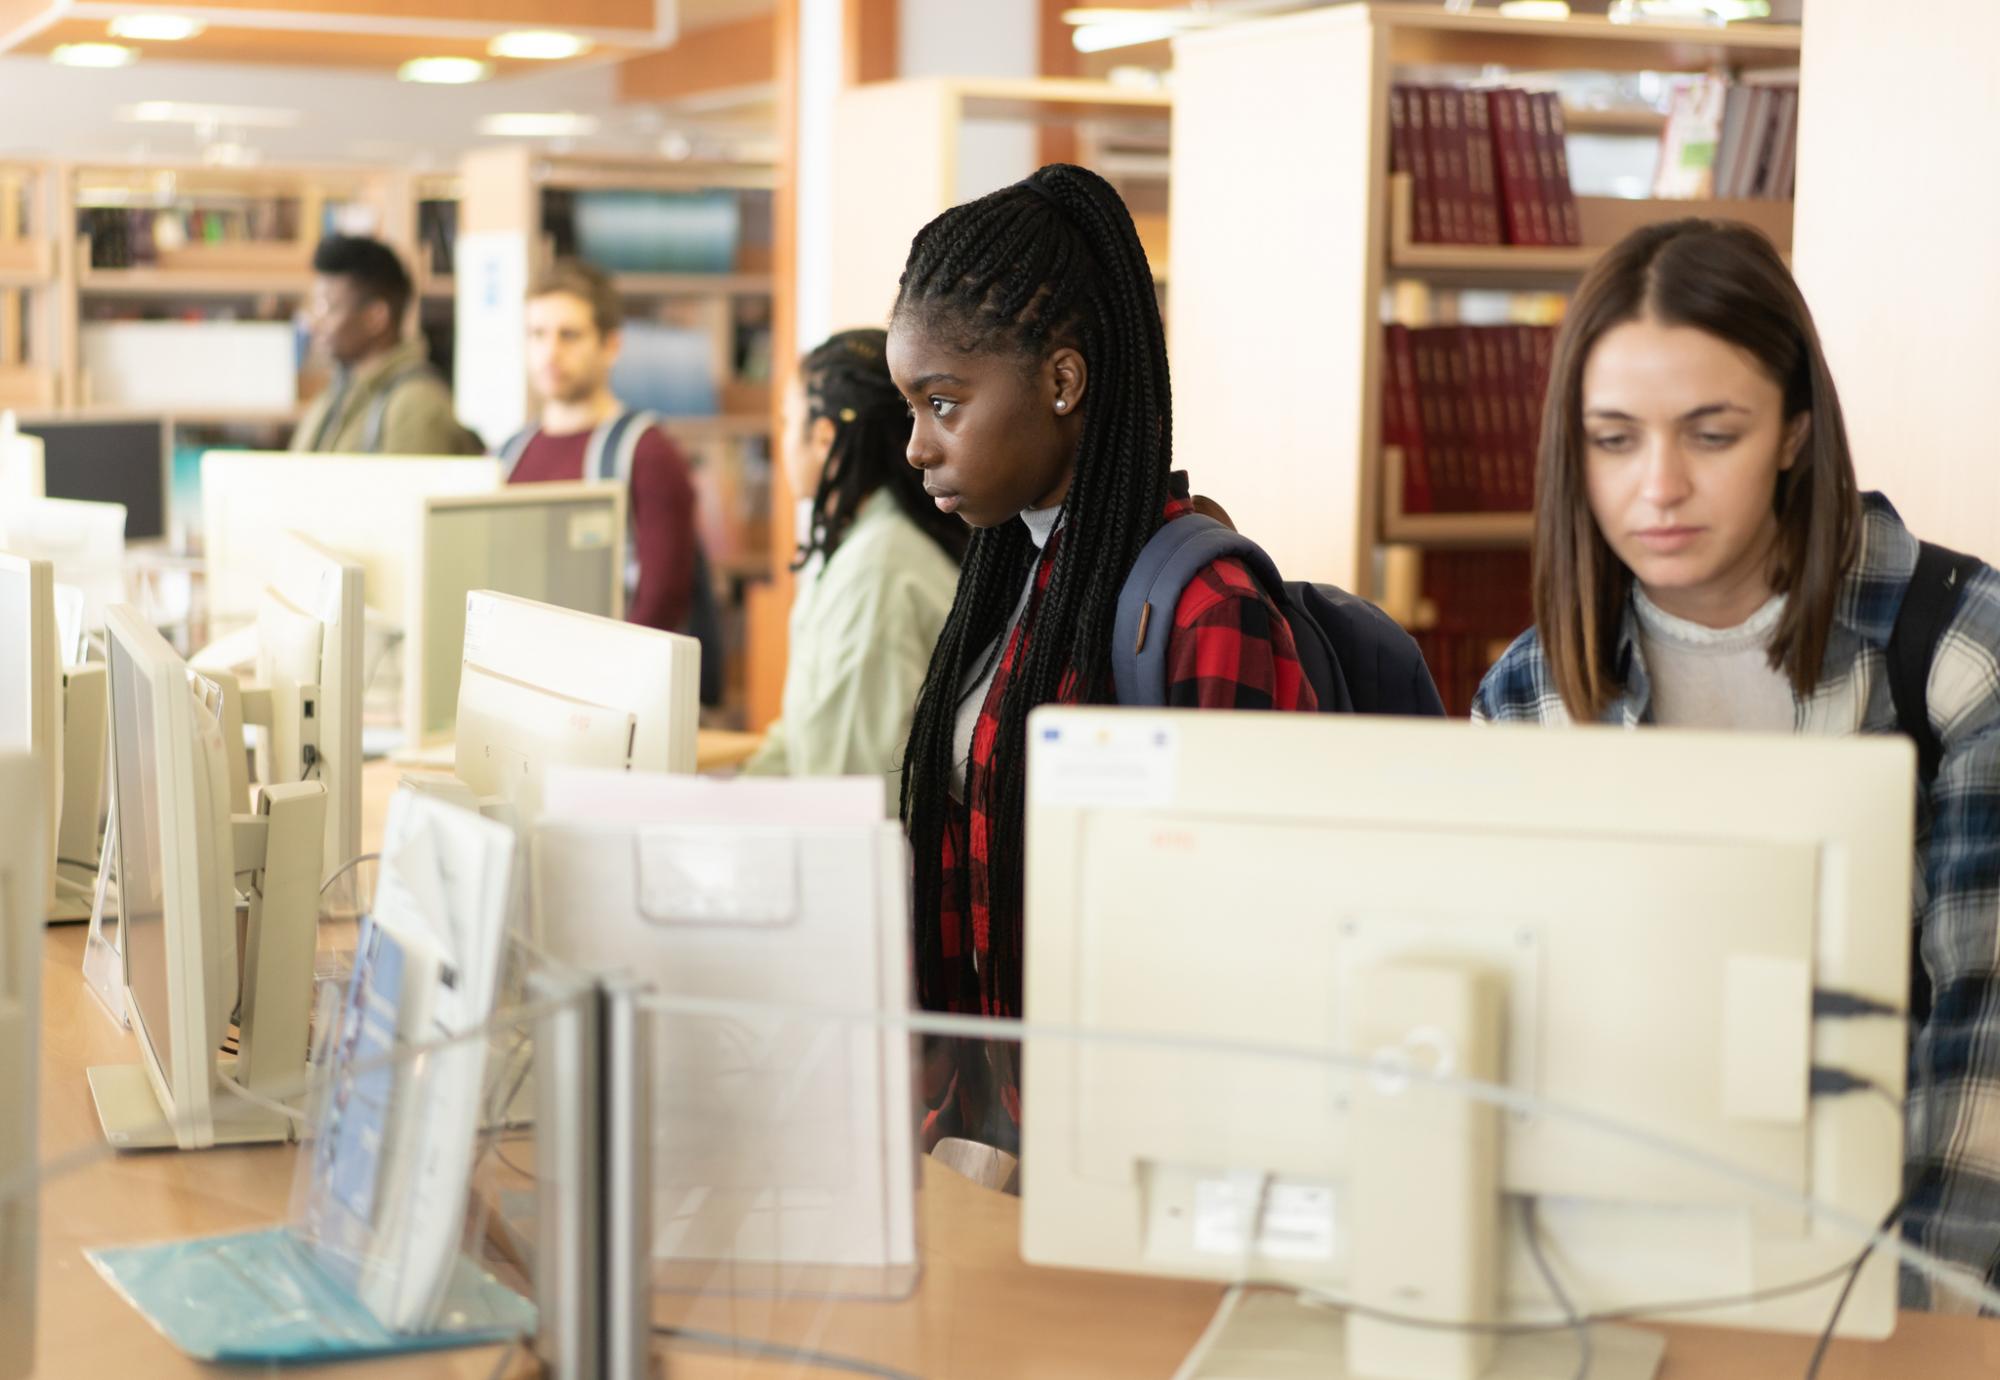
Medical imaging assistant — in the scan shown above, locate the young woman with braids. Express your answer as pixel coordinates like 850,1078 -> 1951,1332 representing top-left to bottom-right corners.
891,164 -> 1317,1150
743,328 -> 968,782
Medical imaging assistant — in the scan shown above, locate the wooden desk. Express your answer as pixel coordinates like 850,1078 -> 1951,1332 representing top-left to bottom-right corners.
653,1166 -> 2000,1380
30,764 -> 2000,1378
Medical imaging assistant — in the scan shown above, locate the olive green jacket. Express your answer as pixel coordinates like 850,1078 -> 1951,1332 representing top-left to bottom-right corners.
289,336 -> 481,456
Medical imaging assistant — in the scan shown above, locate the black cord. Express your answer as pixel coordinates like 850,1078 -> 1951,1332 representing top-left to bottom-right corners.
1519,1199 -> 1591,1380
1811,1067 -> 1906,1119
1804,1195 -> 1909,1380
654,1325 -> 924,1380
1812,989 -> 1902,1020
1236,1216 -> 1910,1340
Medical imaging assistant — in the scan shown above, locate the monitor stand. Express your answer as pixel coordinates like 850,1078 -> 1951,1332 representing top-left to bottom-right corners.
85,1059 -> 296,1149
1182,1290 -> 1665,1380
1180,961 -> 1668,1380
51,663 -> 107,925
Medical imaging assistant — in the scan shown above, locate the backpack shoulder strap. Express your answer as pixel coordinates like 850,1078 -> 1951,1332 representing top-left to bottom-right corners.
495,426 -> 538,478
1887,540 -> 1982,783
359,361 -> 438,455
1112,515 -> 1277,707
586,409 -> 661,485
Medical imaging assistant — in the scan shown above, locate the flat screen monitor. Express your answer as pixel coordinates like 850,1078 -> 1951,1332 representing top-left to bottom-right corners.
1022,709 -> 1914,1372
104,605 -> 237,1149
0,751 -> 42,1380
406,482 -> 624,748
22,420 -> 168,541
461,589 -> 697,776
0,555 -> 61,918
263,532 -> 365,885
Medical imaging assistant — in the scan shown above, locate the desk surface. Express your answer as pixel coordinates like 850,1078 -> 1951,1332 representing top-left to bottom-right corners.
27,765 -> 2000,1379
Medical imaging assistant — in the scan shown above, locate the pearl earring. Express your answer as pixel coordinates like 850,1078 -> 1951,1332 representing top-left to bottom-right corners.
1055,400 -> 1067,413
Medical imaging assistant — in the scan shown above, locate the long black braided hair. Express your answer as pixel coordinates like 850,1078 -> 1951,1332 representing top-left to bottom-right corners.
794,328 -> 968,568
896,163 -> 1171,1015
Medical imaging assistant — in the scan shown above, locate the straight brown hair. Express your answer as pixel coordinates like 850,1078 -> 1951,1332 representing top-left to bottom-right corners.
1533,219 -> 1861,721
529,258 -> 622,338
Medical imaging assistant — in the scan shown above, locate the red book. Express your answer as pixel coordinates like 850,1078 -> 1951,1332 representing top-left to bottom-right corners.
1385,324 -> 1433,514
1525,91 -> 1568,250
1457,327 -> 1496,510
1412,329 -> 1463,510
1487,89 -> 1535,246
1538,92 -> 1582,245
1462,90 -> 1502,245
1389,84 -> 1413,181
1442,328 -> 1477,510
1405,85 -> 1438,244
1508,90 -> 1551,246
1424,86 -> 1468,244
1495,326 -> 1534,511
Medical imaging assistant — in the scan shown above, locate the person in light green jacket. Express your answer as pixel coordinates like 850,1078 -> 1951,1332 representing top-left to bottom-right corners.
744,329 -> 967,783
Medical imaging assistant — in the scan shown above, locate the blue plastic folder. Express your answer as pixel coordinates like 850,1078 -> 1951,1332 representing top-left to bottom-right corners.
84,1227 -> 536,1364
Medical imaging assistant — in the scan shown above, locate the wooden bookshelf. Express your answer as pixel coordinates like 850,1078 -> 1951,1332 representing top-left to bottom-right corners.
1171,3 -> 1804,601
0,239 -> 55,287
77,264 -> 313,297
1385,173 -> 1795,285
613,272 -> 775,298
831,77 -> 1173,330
1379,446 -> 1533,547
1562,105 -> 1668,136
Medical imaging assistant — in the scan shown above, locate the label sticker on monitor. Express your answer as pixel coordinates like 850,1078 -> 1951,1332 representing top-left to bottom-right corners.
1191,1178 -> 1337,1262
1031,719 -> 1178,808
567,509 -> 616,551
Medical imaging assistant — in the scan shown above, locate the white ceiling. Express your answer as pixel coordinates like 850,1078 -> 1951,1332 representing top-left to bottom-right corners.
0,0 -> 774,169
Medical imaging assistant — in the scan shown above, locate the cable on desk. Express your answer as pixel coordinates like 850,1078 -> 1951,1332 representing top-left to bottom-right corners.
1804,1194 -> 1910,1380
320,850 -> 381,897
655,1325 -> 926,1380
1520,1198 -> 1591,1380
217,1069 -> 307,1125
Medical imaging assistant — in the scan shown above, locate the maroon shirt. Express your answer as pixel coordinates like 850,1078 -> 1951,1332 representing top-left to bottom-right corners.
507,425 -> 698,632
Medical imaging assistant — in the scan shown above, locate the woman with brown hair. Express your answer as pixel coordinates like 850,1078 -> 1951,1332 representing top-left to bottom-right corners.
1474,217 -> 2000,1305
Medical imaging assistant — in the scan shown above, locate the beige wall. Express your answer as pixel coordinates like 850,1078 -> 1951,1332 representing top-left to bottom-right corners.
1792,0 -> 2000,561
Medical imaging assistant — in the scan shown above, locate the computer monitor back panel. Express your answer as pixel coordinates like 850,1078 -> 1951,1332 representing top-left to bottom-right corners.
106,607 -> 238,1147
1022,710 -> 1913,1339
0,557 -> 60,916
200,453 -> 502,631
23,420 -> 167,540
410,483 -> 625,746
255,586 -> 325,793
455,661 -> 635,828
462,590 -> 697,775
271,533 -> 366,885
0,751 -> 45,1380
0,497 -> 127,628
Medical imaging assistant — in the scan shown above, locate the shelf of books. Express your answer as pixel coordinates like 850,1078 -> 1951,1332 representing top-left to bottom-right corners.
1171,2 -> 1801,714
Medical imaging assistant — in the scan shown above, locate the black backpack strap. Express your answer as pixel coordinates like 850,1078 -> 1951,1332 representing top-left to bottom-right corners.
1886,539 -> 1982,1034
1113,515 -> 1279,706
1887,541 -> 1981,784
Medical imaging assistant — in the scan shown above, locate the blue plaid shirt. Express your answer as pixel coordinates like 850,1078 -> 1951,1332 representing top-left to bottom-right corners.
1474,494 -> 2000,1310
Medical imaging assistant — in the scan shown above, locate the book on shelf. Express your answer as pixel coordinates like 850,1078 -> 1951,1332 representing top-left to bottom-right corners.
1411,549 -> 1533,718
1655,77 -> 1800,201
1384,323 -> 1554,515
1389,84 -> 1580,247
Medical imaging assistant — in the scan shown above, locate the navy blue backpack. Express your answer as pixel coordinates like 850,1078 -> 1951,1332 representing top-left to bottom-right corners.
1111,514 -> 1444,717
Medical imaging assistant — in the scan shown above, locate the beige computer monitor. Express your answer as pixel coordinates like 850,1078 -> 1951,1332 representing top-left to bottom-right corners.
1021,710 -> 1913,1375
0,412 -> 44,506
461,590 -> 698,776
0,497 -> 126,629
0,557 -> 60,920
405,482 -> 625,749
199,452 -> 503,634
0,749 -> 44,1380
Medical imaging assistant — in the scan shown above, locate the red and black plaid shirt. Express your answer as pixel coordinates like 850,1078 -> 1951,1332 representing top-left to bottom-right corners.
931,484 -> 1318,1024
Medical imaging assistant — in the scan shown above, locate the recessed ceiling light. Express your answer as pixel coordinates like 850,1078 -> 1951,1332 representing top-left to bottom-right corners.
478,112 -> 601,138
1071,19 -> 1179,52
51,42 -> 138,68
488,30 -> 591,61
397,56 -> 491,85
1497,1 -> 1571,17
108,14 -> 204,41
